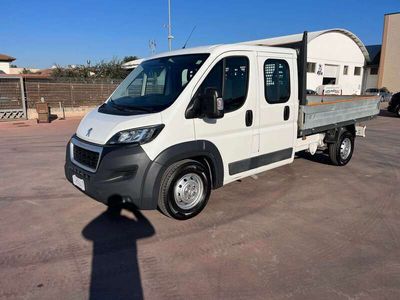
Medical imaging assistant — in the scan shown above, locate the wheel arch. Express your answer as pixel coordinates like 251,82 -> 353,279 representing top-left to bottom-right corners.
344,124 -> 356,136
140,140 -> 224,209
324,125 -> 356,144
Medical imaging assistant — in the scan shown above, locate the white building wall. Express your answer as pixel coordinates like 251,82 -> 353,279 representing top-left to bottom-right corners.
307,32 -> 365,95
9,67 -> 41,75
0,62 -> 11,74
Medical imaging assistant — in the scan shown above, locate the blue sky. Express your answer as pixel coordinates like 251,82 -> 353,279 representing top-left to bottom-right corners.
2,0 -> 399,68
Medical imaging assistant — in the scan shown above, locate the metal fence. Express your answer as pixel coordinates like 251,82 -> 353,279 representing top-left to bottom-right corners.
0,77 -> 122,120
24,79 -> 121,108
0,77 -> 26,120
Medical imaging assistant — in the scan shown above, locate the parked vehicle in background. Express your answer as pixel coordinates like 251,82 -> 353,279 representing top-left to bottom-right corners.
387,92 -> 400,117
306,89 -> 317,95
65,32 -> 380,220
365,88 -> 392,102
316,85 -> 342,95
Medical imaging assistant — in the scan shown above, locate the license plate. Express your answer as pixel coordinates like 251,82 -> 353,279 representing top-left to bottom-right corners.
72,174 -> 85,191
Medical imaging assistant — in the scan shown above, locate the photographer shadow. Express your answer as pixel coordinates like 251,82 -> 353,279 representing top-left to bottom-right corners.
82,206 -> 155,300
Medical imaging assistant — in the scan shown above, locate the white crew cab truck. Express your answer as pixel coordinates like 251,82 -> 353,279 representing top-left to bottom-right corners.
65,32 -> 379,219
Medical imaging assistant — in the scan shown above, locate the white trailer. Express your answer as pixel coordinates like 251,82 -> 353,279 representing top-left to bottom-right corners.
65,32 -> 379,220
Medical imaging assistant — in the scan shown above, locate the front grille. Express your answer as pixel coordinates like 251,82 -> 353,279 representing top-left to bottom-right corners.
73,144 -> 100,171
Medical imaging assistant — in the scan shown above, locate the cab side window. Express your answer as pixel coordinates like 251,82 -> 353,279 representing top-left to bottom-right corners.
196,56 -> 249,113
264,59 -> 290,104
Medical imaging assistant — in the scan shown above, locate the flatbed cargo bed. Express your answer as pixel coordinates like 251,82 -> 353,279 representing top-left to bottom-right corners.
298,95 -> 380,136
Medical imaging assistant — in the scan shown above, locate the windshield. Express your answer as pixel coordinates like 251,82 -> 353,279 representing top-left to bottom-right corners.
106,54 -> 209,114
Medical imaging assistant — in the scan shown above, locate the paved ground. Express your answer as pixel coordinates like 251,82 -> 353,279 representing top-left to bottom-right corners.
0,109 -> 399,300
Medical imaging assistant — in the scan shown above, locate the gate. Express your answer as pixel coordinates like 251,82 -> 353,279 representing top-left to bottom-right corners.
0,77 -> 26,120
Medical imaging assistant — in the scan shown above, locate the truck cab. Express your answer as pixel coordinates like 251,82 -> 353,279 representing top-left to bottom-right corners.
65,41 -> 379,220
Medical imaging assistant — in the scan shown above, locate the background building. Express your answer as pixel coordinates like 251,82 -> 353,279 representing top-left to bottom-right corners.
378,12 -> 400,93
243,29 -> 370,95
363,45 -> 381,91
0,54 -> 16,74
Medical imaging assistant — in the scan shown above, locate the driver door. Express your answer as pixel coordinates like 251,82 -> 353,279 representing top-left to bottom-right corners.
192,51 -> 259,184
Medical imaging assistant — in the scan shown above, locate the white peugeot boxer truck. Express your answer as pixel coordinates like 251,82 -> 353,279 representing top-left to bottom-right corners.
65,32 -> 379,220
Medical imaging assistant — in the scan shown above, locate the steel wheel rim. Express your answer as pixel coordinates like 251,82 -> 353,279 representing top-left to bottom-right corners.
173,173 -> 204,210
340,137 -> 352,160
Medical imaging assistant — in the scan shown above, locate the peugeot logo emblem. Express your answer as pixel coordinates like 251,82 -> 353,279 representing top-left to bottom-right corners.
86,128 -> 93,137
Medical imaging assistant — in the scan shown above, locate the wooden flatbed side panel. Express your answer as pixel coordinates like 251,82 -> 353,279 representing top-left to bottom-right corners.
306,95 -> 378,106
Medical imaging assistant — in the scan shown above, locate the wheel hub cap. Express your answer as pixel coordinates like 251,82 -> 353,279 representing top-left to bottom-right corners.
340,137 -> 352,160
174,173 -> 204,210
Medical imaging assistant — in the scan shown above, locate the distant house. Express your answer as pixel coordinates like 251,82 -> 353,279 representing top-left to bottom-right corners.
0,54 -> 16,74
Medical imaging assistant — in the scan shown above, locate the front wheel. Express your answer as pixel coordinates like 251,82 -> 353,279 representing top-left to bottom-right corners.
329,130 -> 355,166
158,159 -> 211,220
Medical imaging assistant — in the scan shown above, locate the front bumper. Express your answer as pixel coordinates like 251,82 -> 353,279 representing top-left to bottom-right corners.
65,136 -> 158,209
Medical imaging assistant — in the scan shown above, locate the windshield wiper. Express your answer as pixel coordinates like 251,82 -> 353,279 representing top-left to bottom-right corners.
121,106 -> 153,113
109,99 -> 153,113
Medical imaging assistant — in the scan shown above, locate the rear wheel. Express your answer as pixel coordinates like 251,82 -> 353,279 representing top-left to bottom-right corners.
396,105 -> 400,117
329,130 -> 355,166
158,159 -> 211,220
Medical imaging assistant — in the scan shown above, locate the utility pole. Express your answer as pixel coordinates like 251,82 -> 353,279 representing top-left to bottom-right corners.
167,0 -> 174,51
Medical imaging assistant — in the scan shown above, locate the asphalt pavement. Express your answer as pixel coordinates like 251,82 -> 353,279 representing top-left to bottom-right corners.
0,108 -> 399,299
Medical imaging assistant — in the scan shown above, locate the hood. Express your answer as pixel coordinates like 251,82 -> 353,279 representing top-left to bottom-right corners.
76,108 -> 163,145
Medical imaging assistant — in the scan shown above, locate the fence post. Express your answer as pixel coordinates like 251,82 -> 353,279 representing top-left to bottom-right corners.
59,101 -> 65,120
70,81 -> 74,106
19,77 -> 27,119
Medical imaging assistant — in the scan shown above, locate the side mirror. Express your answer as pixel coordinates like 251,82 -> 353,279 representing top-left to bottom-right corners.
202,88 -> 224,119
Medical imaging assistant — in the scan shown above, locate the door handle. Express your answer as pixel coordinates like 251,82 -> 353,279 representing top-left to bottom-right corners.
245,110 -> 253,127
284,106 -> 290,121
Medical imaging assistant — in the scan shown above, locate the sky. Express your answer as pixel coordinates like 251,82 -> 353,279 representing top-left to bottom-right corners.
2,0 -> 399,68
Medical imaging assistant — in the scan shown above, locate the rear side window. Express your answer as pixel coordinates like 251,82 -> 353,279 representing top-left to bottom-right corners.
264,59 -> 290,104
196,56 -> 249,113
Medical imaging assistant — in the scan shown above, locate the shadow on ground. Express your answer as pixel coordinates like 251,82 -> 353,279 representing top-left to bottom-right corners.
379,108 -> 397,118
82,207 -> 155,300
296,150 -> 333,165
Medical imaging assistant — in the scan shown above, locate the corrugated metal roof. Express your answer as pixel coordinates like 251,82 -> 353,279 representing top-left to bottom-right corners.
241,28 -> 371,62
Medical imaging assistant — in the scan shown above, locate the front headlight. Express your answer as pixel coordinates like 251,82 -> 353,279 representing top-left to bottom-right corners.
107,124 -> 164,145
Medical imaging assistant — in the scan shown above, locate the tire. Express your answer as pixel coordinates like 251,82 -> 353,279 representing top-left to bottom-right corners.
158,159 -> 211,220
396,105 -> 400,118
328,130 -> 355,166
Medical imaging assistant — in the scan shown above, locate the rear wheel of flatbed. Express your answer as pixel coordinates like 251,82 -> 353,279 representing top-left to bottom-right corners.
328,130 -> 355,166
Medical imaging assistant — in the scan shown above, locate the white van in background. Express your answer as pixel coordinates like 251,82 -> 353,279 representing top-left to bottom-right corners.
316,85 -> 342,95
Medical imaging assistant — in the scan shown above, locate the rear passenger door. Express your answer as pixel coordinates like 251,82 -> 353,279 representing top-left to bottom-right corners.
256,53 -> 297,171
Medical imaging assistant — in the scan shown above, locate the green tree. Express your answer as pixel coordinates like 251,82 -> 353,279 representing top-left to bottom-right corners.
21,68 -> 33,74
51,56 -> 138,80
